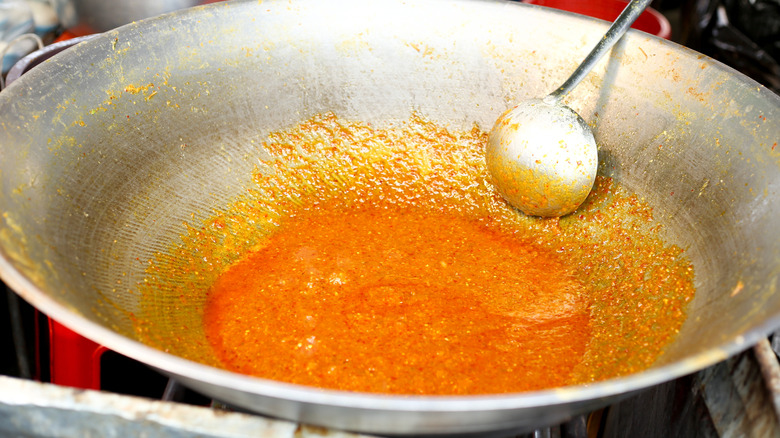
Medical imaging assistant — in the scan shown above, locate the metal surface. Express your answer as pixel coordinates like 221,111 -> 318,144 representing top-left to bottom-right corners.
0,375 -> 369,438
485,0 -> 651,217
548,0 -> 653,101
0,0 -> 778,435
5,35 -> 98,88
486,97 -> 598,216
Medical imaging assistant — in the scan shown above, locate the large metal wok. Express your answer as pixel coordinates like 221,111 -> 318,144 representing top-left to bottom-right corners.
0,0 -> 778,435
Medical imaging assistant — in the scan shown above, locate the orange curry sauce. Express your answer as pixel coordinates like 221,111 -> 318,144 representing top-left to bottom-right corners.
204,203 -> 589,394
139,113 -> 695,396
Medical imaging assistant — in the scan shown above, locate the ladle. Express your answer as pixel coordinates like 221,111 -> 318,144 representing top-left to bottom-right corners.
485,0 -> 653,217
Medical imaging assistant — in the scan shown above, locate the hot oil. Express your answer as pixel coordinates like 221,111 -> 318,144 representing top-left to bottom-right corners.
137,113 -> 695,395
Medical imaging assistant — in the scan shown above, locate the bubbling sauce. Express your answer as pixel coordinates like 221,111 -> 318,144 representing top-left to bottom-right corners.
204,204 -> 590,394
138,113 -> 695,395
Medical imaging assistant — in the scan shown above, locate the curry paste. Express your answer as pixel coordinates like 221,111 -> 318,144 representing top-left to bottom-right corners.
138,113 -> 695,395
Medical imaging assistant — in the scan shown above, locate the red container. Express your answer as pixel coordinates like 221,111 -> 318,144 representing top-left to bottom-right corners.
523,0 -> 672,39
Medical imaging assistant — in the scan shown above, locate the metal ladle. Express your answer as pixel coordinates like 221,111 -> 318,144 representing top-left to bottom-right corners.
485,0 -> 653,217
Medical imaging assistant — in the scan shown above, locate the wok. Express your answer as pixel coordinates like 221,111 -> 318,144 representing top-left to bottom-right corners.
0,0 -> 778,435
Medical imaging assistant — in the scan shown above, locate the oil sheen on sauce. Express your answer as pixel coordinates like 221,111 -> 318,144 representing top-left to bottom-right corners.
205,204 -> 589,394
138,113 -> 695,396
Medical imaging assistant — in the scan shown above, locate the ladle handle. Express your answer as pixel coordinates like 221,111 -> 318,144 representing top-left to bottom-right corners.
546,0 -> 653,104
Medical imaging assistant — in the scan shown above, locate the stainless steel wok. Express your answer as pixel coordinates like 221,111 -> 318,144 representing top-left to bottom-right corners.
0,0 -> 778,435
